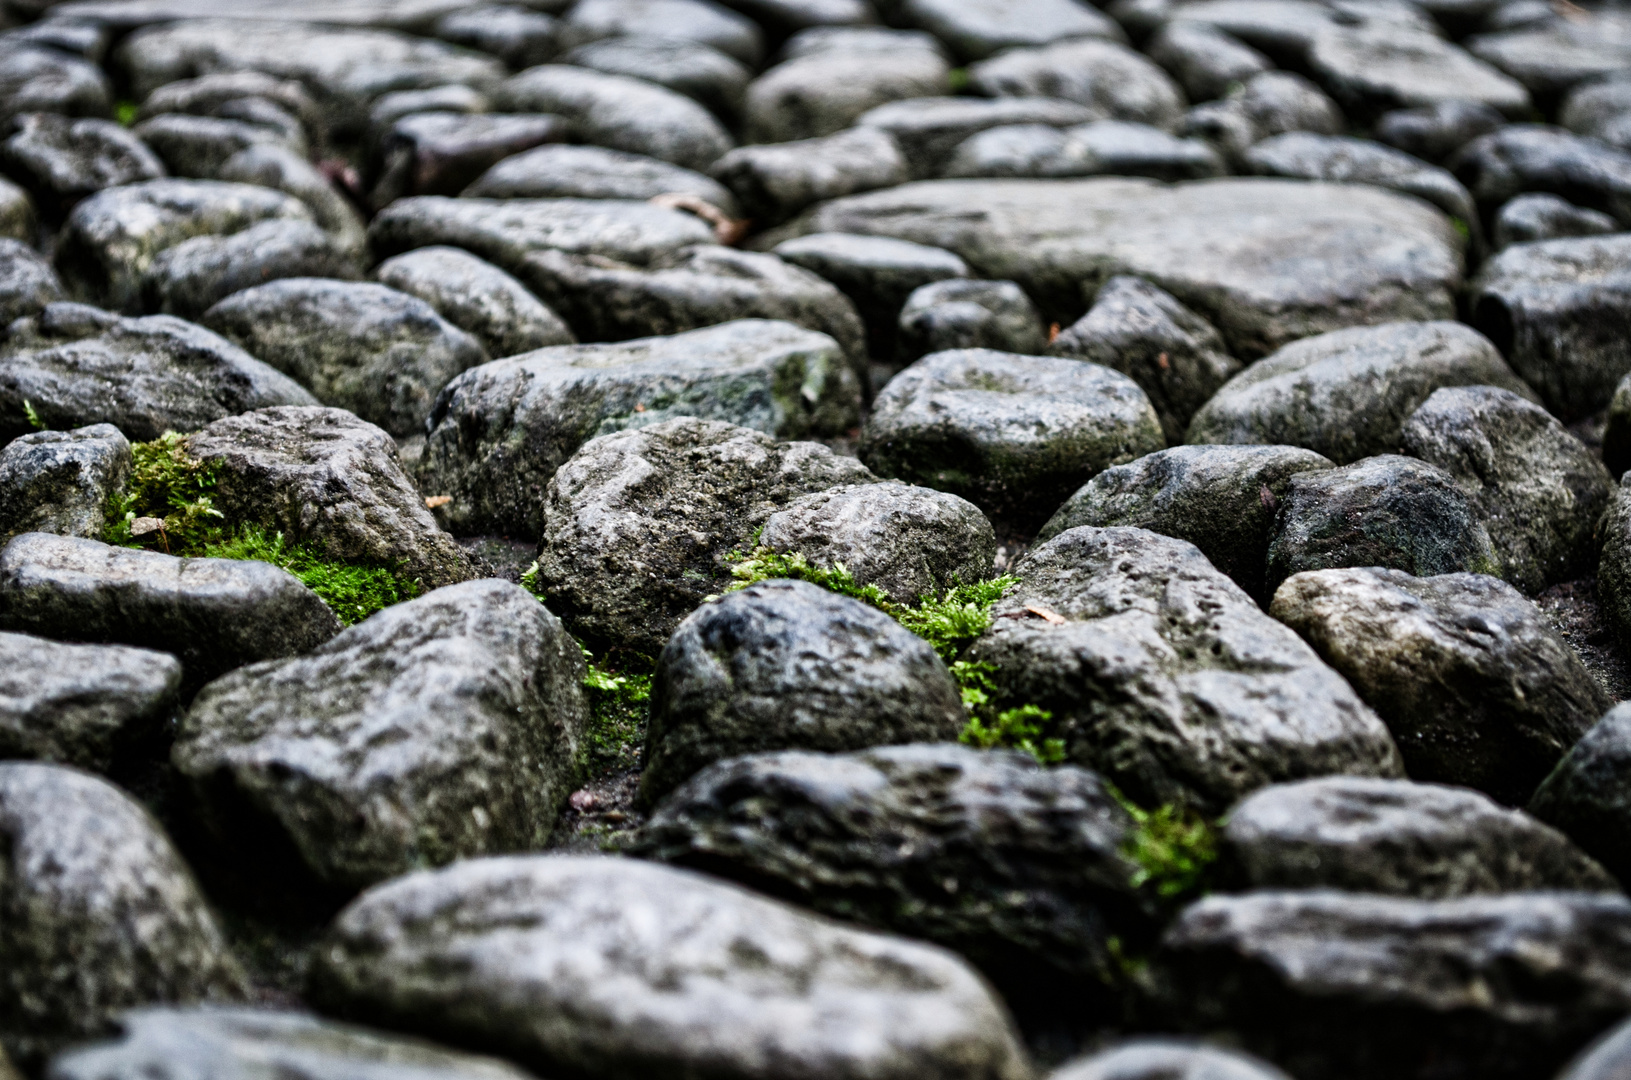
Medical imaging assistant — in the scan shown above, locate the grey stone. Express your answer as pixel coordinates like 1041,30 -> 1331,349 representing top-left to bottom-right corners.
496,65 -> 731,171
945,121 -> 1226,182
1605,372 -> 1631,479
1246,132 -> 1477,229
374,246 -> 573,360
201,278 -> 486,438
1053,275 -> 1241,444
1562,74 -> 1631,155
464,142 -> 737,215
1559,1018 -> 1631,1080
367,111 -> 568,209
1187,321 -> 1532,464
1597,480 -> 1631,646
777,24 -> 943,60
856,97 -> 1100,180
1050,1042 -> 1293,1080
135,71 -> 320,136
897,0 -> 1124,61
1453,125 -> 1631,226
744,40 -> 950,144
1374,100 -> 1506,165
0,238 -> 62,325
1272,567 -> 1606,804
1178,71 -> 1342,169
365,85 -> 489,150
1152,0 -> 1437,56
0,532 -> 342,688
1221,776 -> 1617,897
0,179 -> 33,247
1158,891 -> 1631,1080
0,43 -> 110,127
1472,233 -> 1631,420
47,1006 -> 540,1080
418,319 -> 861,538
709,127 -> 907,225
0,113 -> 163,214
641,579 -> 966,801
0,302 -> 317,443
0,630 -> 179,774
0,423 -> 129,544
1467,10 -> 1631,98
533,417 -> 875,655
1146,22 -> 1271,103
563,37 -> 748,122
1401,385 -> 1612,595
713,0 -> 873,34
2,18 -> 113,65
1531,703 -> 1631,889
145,219 -> 364,320
798,177 -> 1463,357
560,0 -> 763,66
133,114 -> 302,180
898,279 -> 1047,361
44,0 -> 524,32
185,406 -> 477,590
54,178 -> 317,314
1041,444 -> 1334,603
970,40 -> 1188,133
861,348 -> 1164,525
174,579 -> 587,894
0,762 -> 245,1071
637,743 -> 1152,1022
966,526 -> 1404,814
1493,193 -> 1618,250
434,4 -> 559,69
1265,457 -> 1500,592
214,143 -> 367,252
1305,24 -> 1529,121
307,855 -> 1031,1080
760,480 -> 995,604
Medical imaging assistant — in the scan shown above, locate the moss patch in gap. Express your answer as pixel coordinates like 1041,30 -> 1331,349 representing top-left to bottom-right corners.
114,100 -> 139,126
204,527 -> 416,625
1107,783 -> 1218,907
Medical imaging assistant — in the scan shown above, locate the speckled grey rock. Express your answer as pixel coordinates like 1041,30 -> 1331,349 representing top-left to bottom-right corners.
0,762 -> 245,1071
0,423 -> 129,545
365,85 -> 489,141
1157,891 -> 1631,1080
637,743 -> 1152,1025
185,406 -> 477,590
1562,74 -> 1631,154
1558,1018 -> 1631,1080
861,348 -> 1164,525
533,417 -> 874,655
435,4 -> 559,69
1049,1042 -> 1293,1080
307,855 -> 1031,1080
1493,193 -> 1617,250
1374,100 -> 1506,165
898,279 -> 1047,361
641,580 -> 965,802
0,43 -> 110,127
1595,483 -> 1631,654
496,65 -> 731,171
134,71 -> 318,134
132,114 -> 302,180
145,219 -> 364,320
0,532 -> 342,688
1304,24 -> 1529,121
944,121 -> 1225,182
1472,234 -> 1631,420
1178,72 -> 1343,169
897,0 -> 1124,61
417,320 -> 861,538
563,37 -> 749,122
214,143 -> 367,252
1246,133 -> 1477,229
0,302 -> 317,443
1053,276 -> 1240,444
201,278 -> 486,438
54,178 -> 315,313
760,481 -> 994,604
367,112 -> 568,209
714,0 -> 872,34
970,39 -> 1187,132
0,631 -> 179,773
965,526 -> 1404,815
174,579 -> 587,895
560,0 -> 762,65
1465,10 -> 1631,98
0,174 -> 34,245
1187,322 -> 1532,465
743,35 -> 950,143
709,127 -> 907,225
1147,22 -> 1271,102
46,1006 -> 541,1080
1221,776 -> 1616,897
373,246 -> 573,360
464,143 -> 737,214
799,177 -> 1463,357
0,113 -> 163,214
0,239 -> 63,325
1401,385 -> 1612,595
1453,125 -> 1631,226
855,97 -> 1100,180
1531,704 -> 1631,889
1272,567 -> 1606,804
1041,445 -> 1334,603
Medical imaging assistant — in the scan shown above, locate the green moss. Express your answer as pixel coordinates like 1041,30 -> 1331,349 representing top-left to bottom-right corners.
22,399 -> 45,432
204,526 -> 417,625
899,577 -> 1020,663
114,100 -> 138,127
1449,216 -> 1471,241
1108,785 -> 1218,904
581,648 -> 652,776
947,67 -> 971,93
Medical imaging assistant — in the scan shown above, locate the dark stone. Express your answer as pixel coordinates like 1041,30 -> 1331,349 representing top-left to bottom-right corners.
1245,132 -> 1477,227
898,279 -> 1047,361
1147,22 -> 1271,103
1303,24 -> 1529,121
1558,1018 -> 1631,1080
0,113 -> 164,214
132,114 -> 302,180
709,127 -> 907,225
464,141 -> 737,214
434,4 -> 560,69
373,245 -> 573,360
1561,73 -> 1631,155
1493,193 -> 1617,250
368,111 -> 570,209
563,37 -> 750,123
744,31 -> 950,143
1050,1041 -> 1294,1080
1453,125 -> 1631,225
1374,100 -> 1507,165
0,43 -> 110,127
1604,370 -> 1631,479
0,238 -> 63,324
856,97 -> 1099,180
214,143 -> 367,251
1178,72 -> 1342,170
144,219 -> 364,320
559,0 -> 763,66
1532,703 -> 1631,891
896,0 -> 1125,61
944,121 -> 1225,182
969,40 -> 1188,133
0,423 -> 129,545
135,71 -> 319,137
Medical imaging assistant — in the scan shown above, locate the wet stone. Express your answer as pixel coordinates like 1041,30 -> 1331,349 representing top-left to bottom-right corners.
1531,703 -> 1631,890
708,127 -> 908,225
898,279 -> 1048,361
1453,125 -> 1631,226
0,113 -> 164,215
0,43 -> 110,127
464,141 -> 738,215
1493,193 -> 1618,250
214,143 -> 367,251
145,218 -> 364,320
1304,24 -> 1529,121
373,245 -> 574,360
132,114 -> 302,181
367,111 -> 569,209
0,423 -> 130,545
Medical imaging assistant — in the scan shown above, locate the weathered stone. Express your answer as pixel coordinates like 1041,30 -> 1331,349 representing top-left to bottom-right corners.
1246,132 -> 1477,228
896,0 -> 1124,61
861,348 -> 1164,525
1374,99 -> 1506,165
1472,233 -> 1631,420
1050,1042 -> 1294,1080
435,4 -> 559,69
1454,125 -> 1631,226
1187,321 -> 1532,464
464,142 -> 737,213
174,579 -> 587,896
641,580 -> 965,801
1053,276 -> 1240,444
497,64 -> 731,171
47,1006 -> 540,1080
564,37 -> 749,122
133,113 -> 302,180
1562,73 -> 1631,155
1305,24 -> 1529,121
185,406 -> 477,590
145,219 -> 363,320
744,33 -> 950,143
966,526 -> 1404,815
0,113 -> 164,214
1178,72 -> 1343,169
709,127 -> 907,225
898,279 -> 1047,361
560,0 -> 762,65
418,320 -> 860,538
1147,22 -> 1271,103
970,40 -> 1188,132
1559,1017 -> 1631,1080
533,417 -> 874,655
1158,890 -> 1631,1080
0,532 -> 342,688
1493,193 -> 1618,250
1596,483 -> 1631,654
856,97 -> 1100,180
214,143 -> 367,251
1531,704 -> 1631,889
0,762 -> 244,1071
945,121 -> 1226,182
1042,444 -> 1334,603
0,302 -> 317,443
1221,776 -> 1616,896
374,246 -> 573,360
365,85 -> 488,147
638,743 -> 1153,1024
1401,385 -> 1612,595
798,177 -> 1463,357
0,239 -> 63,325
714,0 -> 872,35
1466,10 -> 1631,98
135,71 -> 320,134
0,631 -> 179,774
367,111 -> 568,209
0,43 -> 110,127
201,278 -> 486,438
0,423 -> 129,545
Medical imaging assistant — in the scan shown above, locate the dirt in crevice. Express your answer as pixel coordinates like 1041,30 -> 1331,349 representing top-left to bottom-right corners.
1535,577 -> 1631,704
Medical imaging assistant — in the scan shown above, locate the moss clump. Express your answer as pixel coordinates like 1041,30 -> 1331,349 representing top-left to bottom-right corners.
1109,785 -> 1218,905
204,527 -> 417,625
114,100 -> 138,126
